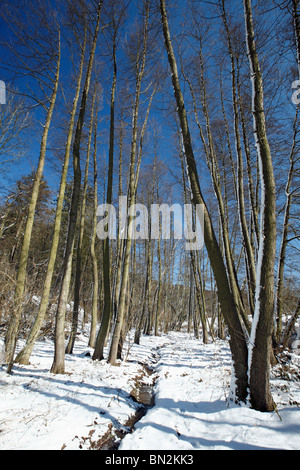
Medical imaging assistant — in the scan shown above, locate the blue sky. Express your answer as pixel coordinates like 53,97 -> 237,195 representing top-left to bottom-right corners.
0,0 -> 299,286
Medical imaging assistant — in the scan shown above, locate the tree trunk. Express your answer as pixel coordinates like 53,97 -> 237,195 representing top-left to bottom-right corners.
236,66 -> 260,249
281,299 -> 300,350
275,112 -> 298,343
244,0 -> 277,412
92,35 -> 117,361
89,102 -> 100,349
293,0 -> 300,78
154,154 -> 162,337
180,140 -> 207,342
66,88 -> 96,354
134,237 -> 151,344
109,110 -> 125,312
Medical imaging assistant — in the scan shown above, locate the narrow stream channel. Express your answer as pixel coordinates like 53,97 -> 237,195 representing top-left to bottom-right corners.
99,364 -> 157,450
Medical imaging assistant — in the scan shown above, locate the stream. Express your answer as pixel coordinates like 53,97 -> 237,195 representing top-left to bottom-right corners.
99,363 -> 157,450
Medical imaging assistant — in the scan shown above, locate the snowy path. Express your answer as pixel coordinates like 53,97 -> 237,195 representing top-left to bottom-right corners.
0,331 -> 299,450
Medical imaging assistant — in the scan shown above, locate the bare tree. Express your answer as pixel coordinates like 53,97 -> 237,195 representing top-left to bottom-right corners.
89,97 -> 100,348
4,3 -> 61,370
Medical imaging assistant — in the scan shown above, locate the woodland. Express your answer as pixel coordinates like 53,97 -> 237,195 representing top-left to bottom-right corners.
0,0 -> 299,428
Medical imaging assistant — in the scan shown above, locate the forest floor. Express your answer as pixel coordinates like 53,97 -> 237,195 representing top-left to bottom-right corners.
0,328 -> 299,450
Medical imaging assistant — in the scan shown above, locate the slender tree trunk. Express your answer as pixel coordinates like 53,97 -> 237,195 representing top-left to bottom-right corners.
5,33 -> 61,371
89,103 -> 99,349
112,117 -> 125,331
293,0 -> 300,78
93,35 -> 117,361
281,299 -> 300,350
134,237 -> 150,344
244,0 -> 277,412
154,152 -> 162,337
128,87 -> 156,339
275,2 -> 300,344
191,250 -> 207,343
180,139 -> 207,342
275,111 -> 298,343
51,2 -> 102,374
9,217 -> 25,263
66,89 -> 96,354
15,33 -> 86,366
221,0 -> 256,310
188,264 -> 194,335
154,232 -> 162,337
160,0 -> 248,403
108,1 -> 150,365
236,66 -> 259,248
182,45 -> 250,334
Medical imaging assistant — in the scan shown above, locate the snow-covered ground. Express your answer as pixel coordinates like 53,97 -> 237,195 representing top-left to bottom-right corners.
0,330 -> 299,450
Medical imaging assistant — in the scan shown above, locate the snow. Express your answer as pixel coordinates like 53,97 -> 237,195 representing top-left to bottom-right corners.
0,330 -> 299,451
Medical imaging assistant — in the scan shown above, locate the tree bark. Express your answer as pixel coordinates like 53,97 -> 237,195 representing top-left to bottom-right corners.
244,0 -> 277,412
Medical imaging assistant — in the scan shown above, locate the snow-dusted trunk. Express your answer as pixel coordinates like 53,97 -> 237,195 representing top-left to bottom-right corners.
244,0 -> 277,412
5,34 -> 61,371
160,0 -> 248,403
